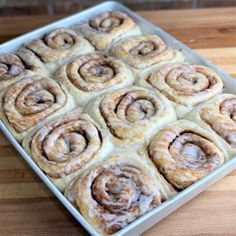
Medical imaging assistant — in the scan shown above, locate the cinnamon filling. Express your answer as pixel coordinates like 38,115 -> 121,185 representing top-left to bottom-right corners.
100,90 -> 160,139
168,132 -> 220,169
31,116 -> 103,178
88,164 -> 160,234
0,54 -> 25,80
130,41 -> 158,56
89,12 -> 124,32
202,98 -> 236,148
66,54 -> 121,92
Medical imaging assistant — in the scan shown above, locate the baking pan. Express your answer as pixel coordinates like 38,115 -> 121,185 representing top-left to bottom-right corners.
1,1 -> 236,236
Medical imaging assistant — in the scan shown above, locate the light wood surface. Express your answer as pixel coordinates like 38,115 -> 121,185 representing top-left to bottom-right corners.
0,7 -> 236,236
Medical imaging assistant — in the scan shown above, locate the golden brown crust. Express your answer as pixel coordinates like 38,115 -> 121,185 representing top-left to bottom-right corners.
22,108 -> 113,191
64,151 -> 175,235
73,11 -> 141,50
0,53 -> 34,92
55,53 -> 134,105
111,35 -> 184,70
137,63 -> 224,118
17,28 -> 94,75
0,75 -> 76,141
86,86 -> 176,147
147,120 -> 226,189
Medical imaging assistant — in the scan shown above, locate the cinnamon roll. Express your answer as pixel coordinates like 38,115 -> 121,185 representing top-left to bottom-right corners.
64,151 -> 176,235
56,53 -> 134,105
17,28 -> 94,75
23,108 -> 112,191
147,120 -> 227,190
0,53 -> 34,92
187,93 -> 236,157
0,75 -> 75,141
73,11 -> 141,51
137,63 -> 224,118
111,35 -> 184,71
86,86 -> 176,147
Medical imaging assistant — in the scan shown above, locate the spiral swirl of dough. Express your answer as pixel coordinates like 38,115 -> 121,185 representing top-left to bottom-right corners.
200,94 -> 236,150
112,35 -> 183,69
66,157 -> 161,234
24,28 -> 82,63
0,53 -> 33,91
2,76 -> 67,134
25,111 -> 105,179
148,120 -> 225,189
88,86 -> 176,146
73,11 -> 140,50
147,64 -> 224,106
89,11 -> 127,32
63,54 -> 130,92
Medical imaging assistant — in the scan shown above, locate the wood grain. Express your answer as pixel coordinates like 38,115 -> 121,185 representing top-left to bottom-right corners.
0,8 -> 236,48
0,7 -> 236,236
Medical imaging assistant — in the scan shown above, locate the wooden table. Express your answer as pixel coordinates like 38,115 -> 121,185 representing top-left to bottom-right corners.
0,7 -> 236,236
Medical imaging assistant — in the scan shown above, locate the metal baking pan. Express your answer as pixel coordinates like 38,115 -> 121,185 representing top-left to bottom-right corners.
1,1 -> 236,236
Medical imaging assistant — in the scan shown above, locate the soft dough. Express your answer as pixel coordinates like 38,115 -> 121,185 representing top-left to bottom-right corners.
55,53 -> 134,106
73,11 -> 141,51
22,108 -> 113,192
0,75 -> 76,141
86,85 -> 176,147
64,151 -> 176,235
0,53 -> 35,92
111,34 -> 184,74
137,63 -> 224,118
186,93 -> 236,157
17,28 -> 94,76
147,120 -> 228,189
